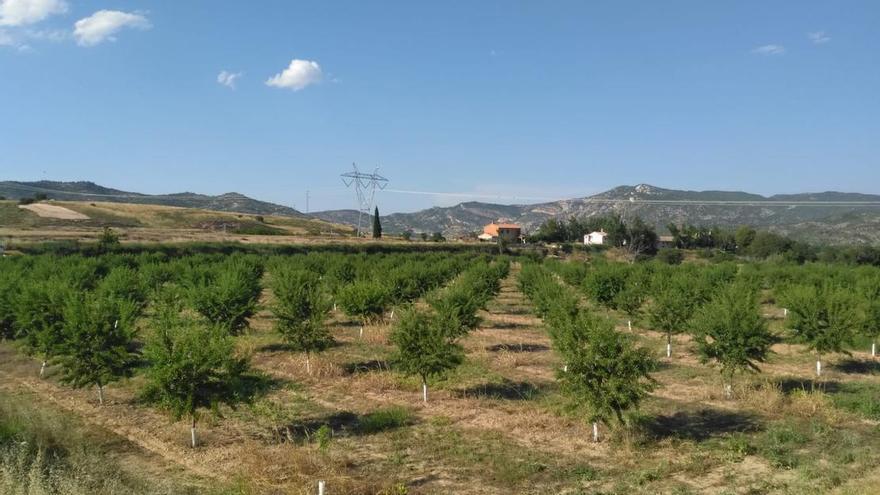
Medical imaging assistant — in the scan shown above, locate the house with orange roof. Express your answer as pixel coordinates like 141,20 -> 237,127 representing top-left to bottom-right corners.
479,222 -> 522,242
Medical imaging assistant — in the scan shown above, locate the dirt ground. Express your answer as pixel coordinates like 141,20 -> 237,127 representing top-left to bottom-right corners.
18,203 -> 91,220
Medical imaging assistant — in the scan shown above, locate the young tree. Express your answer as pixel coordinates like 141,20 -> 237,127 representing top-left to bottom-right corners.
97,227 -> 121,253
271,268 -> 332,374
690,285 -> 776,398
188,264 -> 261,335
15,281 -> 71,377
783,284 -> 863,376
55,294 -> 139,405
648,277 -> 702,358
390,309 -> 464,402
857,277 -> 880,358
0,270 -> 19,340
557,311 -> 656,441
372,206 -> 382,239
337,280 -> 391,335
614,285 -> 645,331
144,299 -> 250,448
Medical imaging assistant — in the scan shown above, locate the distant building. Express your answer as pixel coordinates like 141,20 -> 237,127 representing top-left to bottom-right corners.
482,222 -> 522,242
584,230 -> 607,246
657,235 -> 675,248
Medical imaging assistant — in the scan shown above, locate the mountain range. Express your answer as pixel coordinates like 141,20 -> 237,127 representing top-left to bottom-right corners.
0,181 -> 306,218
3,180 -> 879,244
313,184 -> 880,245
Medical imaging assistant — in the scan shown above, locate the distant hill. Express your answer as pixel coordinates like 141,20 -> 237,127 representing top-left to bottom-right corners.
0,181 -> 306,218
313,184 -> 880,244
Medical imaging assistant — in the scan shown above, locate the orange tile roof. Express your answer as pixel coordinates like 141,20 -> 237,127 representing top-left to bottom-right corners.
483,223 -> 521,236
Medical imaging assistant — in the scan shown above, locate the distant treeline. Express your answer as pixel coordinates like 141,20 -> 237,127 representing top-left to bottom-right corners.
528,214 -> 880,266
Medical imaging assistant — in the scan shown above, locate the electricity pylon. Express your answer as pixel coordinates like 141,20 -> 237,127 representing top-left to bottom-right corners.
341,163 -> 389,237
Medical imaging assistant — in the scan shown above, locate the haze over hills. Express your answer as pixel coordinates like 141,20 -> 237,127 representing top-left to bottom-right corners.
3,180 -> 880,245
313,184 -> 880,245
0,181 -> 307,218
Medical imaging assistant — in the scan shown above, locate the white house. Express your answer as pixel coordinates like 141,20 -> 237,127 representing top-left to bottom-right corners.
584,230 -> 607,246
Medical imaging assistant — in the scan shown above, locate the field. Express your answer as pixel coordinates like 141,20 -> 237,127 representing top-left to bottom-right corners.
1,245 -> 879,494
0,200 -> 353,244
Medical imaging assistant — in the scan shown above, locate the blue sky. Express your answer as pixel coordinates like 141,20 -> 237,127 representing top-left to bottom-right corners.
1,1 -> 878,213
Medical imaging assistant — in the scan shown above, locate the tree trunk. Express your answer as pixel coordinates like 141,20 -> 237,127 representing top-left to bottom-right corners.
724,383 -> 733,400
816,357 -> 822,377
97,384 -> 104,405
359,326 -> 363,339
627,320 -> 632,331
872,341 -> 876,359
306,353 -> 311,375
39,360 -> 46,378
666,334 -> 672,358
592,422 -> 599,442
191,416 -> 197,448
422,380 -> 428,403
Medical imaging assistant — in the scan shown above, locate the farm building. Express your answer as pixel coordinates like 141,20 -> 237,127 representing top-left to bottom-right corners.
583,230 -> 607,245
481,222 -> 522,242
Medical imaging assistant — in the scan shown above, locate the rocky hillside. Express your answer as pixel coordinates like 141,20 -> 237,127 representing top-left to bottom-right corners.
314,184 -> 880,244
0,181 -> 306,218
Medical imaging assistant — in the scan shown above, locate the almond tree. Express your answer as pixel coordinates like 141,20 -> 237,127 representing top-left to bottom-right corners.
271,267 -> 332,374
648,277 -> 702,358
783,284 -> 863,376
690,285 -> 776,398
144,297 -> 249,448
556,311 -> 656,441
337,280 -> 391,335
55,293 -> 139,405
15,281 -> 71,377
857,277 -> 880,358
188,263 -> 261,335
390,309 -> 463,403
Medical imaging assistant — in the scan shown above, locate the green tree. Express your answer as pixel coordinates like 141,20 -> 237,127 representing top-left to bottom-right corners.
97,227 -> 120,253
557,311 -> 656,441
859,277 -> 880,358
390,309 -> 464,402
690,285 -> 776,398
783,284 -> 863,376
735,226 -> 757,253
648,277 -> 702,358
15,281 -> 71,377
188,264 -> 260,335
271,268 -> 332,373
144,299 -> 250,448
402,230 -> 413,241
337,280 -> 391,333
55,293 -> 138,405
623,216 -> 658,258
372,206 -> 382,239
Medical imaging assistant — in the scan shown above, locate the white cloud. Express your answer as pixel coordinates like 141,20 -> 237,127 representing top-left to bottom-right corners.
73,10 -> 150,46
752,44 -> 785,56
217,70 -> 243,89
266,59 -> 323,91
808,31 -> 830,44
0,0 -> 67,27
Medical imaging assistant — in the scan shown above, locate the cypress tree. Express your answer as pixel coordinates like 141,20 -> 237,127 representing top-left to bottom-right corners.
372,206 -> 382,239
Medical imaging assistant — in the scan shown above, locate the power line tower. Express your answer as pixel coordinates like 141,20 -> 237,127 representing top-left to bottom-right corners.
340,163 -> 389,237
